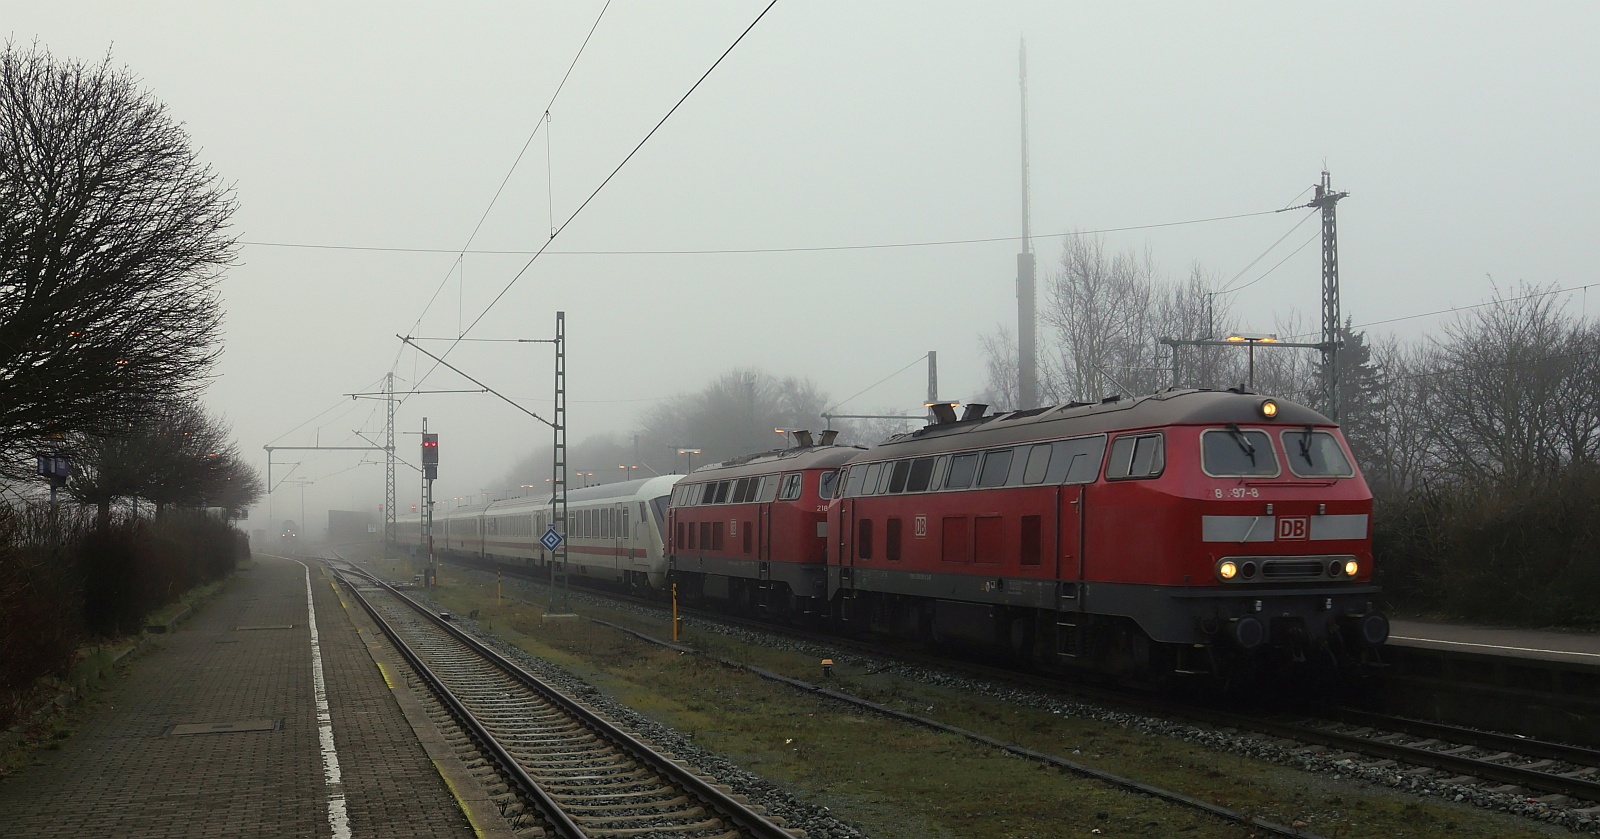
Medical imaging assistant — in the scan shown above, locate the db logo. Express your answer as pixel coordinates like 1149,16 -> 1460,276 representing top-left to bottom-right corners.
1277,516 -> 1309,540
913,515 -> 928,538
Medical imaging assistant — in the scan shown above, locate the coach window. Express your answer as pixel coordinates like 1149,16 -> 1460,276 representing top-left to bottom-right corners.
1107,433 -> 1166,480
858,518 -> 874,559
906,458 -> 936,492
861,463 -> 883,496
945,452 -> 979,489
1023,444 -> 1052,484
888,460 -> 912,494
1281,429 -> 1354,478
886,517 -> 903,561
779,473 -> 803,500
1200,428 -> 1278,477
844,466 -> 866,498
977,448 -> 1014,488
818,469 -> 840,499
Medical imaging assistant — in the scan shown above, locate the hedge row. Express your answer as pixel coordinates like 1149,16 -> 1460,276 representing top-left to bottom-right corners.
0,507 -> 248,730
1373,466 -> 1600,627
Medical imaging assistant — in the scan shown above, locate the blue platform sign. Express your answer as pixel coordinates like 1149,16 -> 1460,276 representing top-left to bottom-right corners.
540,526 -> 564,552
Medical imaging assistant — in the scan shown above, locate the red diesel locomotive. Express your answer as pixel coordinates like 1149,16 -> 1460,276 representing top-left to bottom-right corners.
668,429 -> 861,612
823,388 -> 1388,676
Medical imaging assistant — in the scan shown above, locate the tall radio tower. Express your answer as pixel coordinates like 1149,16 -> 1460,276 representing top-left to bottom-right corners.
1016,38 -> 1038,409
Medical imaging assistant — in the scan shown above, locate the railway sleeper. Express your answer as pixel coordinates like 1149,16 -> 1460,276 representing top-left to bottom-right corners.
560,794 -> 692,812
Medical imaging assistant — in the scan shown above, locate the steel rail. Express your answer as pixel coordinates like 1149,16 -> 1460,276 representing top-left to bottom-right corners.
336,569 -> 587,838
1327,707 -> 1600,768
335,564 -> 798,839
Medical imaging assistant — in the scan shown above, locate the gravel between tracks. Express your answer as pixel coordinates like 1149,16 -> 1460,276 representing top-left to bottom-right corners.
401,582 -> 876,839
483,576 -> 1592,835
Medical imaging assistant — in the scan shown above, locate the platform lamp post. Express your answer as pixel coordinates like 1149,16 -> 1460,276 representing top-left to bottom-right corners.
1224,333 -> 1278,390
36,452 -> 69,529
677,448 -> 701,474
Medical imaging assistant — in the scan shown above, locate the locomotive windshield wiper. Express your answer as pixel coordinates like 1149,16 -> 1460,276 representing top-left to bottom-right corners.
1225,422 -> 1257,465
1296,424 -> 1315,466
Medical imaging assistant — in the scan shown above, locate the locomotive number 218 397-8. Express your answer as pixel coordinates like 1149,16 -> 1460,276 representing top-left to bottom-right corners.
1214,487 -> 1260,499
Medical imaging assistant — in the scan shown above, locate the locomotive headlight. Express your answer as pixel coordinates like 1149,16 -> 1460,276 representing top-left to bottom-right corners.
1260,399 -> 1279,419
1218,561 -> 1238,580
1344,560 -> 1360,577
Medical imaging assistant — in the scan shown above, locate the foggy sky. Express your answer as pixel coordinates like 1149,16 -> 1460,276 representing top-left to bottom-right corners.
4,2 -> 1596,534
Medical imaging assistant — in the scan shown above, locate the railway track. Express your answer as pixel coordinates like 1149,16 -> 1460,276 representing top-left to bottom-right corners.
333,564 -> 801,839
410,554 -> 1600,827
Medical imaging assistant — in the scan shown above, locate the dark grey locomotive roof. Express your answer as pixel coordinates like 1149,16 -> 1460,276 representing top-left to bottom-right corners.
683,444 -> 866,483
865,389 -> 1332,459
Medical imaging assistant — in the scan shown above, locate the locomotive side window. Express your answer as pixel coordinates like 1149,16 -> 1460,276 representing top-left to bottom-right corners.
1201,428 -> 1279,477
945,453 -> 979,489
861,463 -> 883,496
818,470 -> 840,499
929,456 -> 948,489
844,466 -> 866,497
1281,429 -> 1354,477
1022,444 -> 1052,484
779,473 -> 803,500
760,476 -> 781,502
732,478 -> 750,503
1044,436 -> 1106,484
906,458 -> 936,492
1106,433 -> 1165,480
876,463 -> 896,494
700,483 -> 717,505
977,448 -> 1014,488
714,481 -> 731,503
888,460 -> 912,493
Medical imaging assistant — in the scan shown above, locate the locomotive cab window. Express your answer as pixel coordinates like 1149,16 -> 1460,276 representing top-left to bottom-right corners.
778,473 -> 803,500
1106,433 -> 1165,480
1281,429 -> 1354,478
1200,427 -> 1279,477
843,466 -> 866,498
818,470 -> 840,499
1022,444 -> 1052,484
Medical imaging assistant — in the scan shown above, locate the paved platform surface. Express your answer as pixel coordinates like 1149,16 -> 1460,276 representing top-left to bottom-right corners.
1390,618 -> 1600,665
0,554 -> 481,839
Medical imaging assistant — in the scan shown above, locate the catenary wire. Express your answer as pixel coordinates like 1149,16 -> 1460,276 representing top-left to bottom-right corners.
239,208 -> 1288,257
823,353 -> 930,414
411,0 -> 781,395
403,0 -> 613,341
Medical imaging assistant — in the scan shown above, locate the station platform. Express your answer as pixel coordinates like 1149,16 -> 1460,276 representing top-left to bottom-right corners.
0,554 -> 501,839
1390,617 -> 1600,665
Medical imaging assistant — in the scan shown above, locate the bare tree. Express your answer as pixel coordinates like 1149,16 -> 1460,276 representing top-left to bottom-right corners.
1420,282 -> 1577,486
0,44 -> 235,471
70,399 -> 260,519
977,325 -> 1019,412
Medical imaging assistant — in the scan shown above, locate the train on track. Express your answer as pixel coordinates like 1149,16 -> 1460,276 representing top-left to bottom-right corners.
396,388 -> 1389,680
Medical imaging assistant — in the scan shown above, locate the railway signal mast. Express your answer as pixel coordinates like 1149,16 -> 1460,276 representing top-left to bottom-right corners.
421,427 -> 438,585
